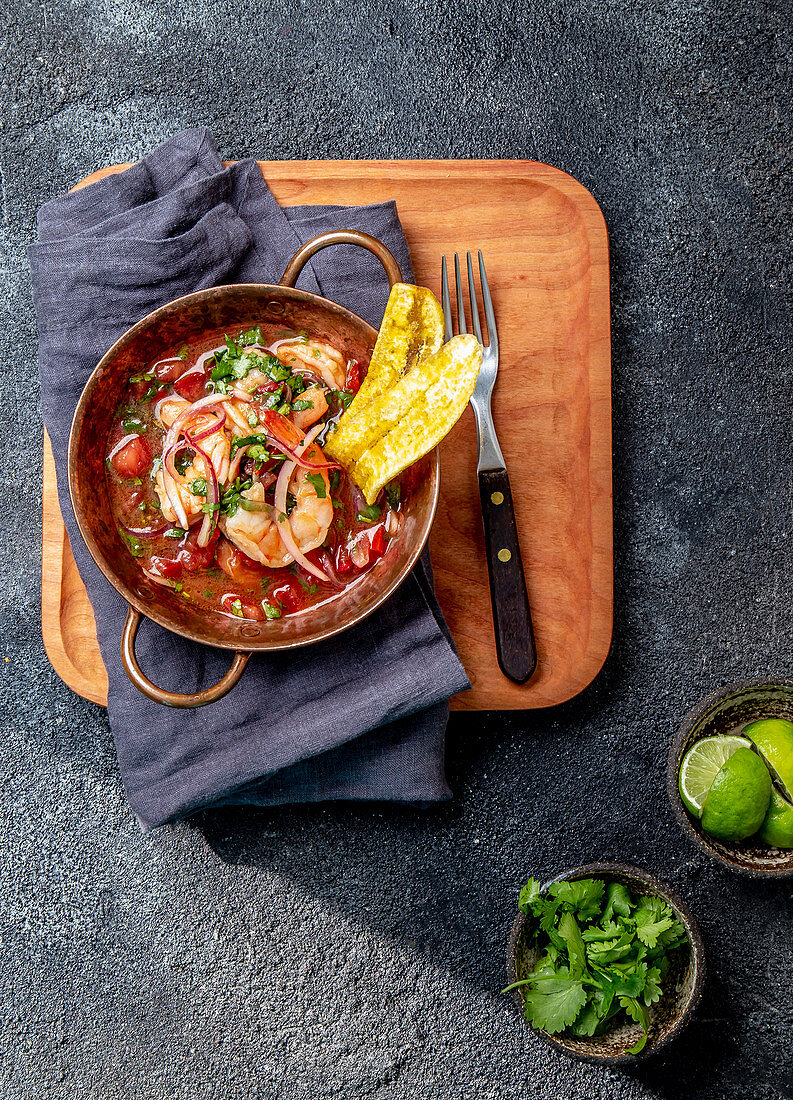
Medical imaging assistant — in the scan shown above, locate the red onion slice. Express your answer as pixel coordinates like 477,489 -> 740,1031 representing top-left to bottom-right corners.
162,444 -> 191,530
185,430 -> 219,548
274,424 -> 330,583
120,522 -> 168,539
188,409 -> 226,442
226,445 -> 249,485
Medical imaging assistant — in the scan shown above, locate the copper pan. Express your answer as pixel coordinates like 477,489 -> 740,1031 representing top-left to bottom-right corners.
68,231 -> 439,707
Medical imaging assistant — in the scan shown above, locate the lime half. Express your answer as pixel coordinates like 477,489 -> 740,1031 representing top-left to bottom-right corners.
701,748 -> 772,842
678,735 -> 751,817
742,719 -> 793,800
759,787 -> 793,848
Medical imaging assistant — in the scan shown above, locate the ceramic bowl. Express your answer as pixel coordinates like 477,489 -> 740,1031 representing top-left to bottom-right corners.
506,862 -> 705,1064
668,678 -> 793,877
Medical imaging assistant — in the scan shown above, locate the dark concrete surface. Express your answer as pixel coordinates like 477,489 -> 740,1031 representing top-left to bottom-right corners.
3,0 -> 793,1096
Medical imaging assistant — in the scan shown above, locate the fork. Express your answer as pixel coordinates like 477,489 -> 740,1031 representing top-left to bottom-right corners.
441,251 -> 537,684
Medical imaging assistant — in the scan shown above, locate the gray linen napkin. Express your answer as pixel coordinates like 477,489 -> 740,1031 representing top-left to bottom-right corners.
31,129 -> 469,829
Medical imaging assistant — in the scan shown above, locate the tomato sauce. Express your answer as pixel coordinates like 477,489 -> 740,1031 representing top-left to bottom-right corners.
105,324 -> 400,621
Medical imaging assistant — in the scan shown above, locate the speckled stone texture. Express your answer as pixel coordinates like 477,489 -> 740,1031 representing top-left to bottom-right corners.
3,1 -> 792,1097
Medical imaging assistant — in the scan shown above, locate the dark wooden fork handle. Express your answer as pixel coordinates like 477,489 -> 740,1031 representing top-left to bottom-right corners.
478,468 -> 537,683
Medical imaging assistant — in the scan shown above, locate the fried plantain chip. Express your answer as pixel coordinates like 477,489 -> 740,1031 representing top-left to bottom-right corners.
350,334 -> 482,504
327,283 -> 445,466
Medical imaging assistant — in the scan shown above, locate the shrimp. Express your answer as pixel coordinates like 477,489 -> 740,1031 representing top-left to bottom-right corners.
219,481 -> 291,568
275,338 -> 346,390
221,462 -> 333,567
154,419 -> 231,522
154,395 -> 190,429
291,384 -> 328,430
286,462 -> 333,554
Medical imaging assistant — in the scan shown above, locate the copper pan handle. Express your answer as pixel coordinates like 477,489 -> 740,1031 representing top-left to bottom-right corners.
121,606 -> 251,708
280,230 -> 403,291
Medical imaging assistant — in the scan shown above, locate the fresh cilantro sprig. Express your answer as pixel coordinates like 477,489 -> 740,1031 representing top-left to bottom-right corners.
504,877 -> 688,1053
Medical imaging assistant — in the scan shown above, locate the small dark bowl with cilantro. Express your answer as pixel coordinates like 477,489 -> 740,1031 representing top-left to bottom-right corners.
505,863 -> 704,1063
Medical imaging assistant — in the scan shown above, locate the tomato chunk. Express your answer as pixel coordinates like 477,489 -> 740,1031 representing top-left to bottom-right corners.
154,357 -> 189,383
271,580 -> 302,614
216,538 -> 265,584
335,544 -> 354,575
174,366 -> 208,402
369,525 -> 387,558
345,359 -> 364,394
176,528 -> 217,573
148,556 -> 182,581
111,436 -> 151,479
221,593 -> 265,621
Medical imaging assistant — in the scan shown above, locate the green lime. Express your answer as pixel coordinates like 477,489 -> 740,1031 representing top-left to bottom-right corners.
678,735 -> 752,817
701,748 -> 772,842
742,718 -> 793,800
758,787 -> 793,848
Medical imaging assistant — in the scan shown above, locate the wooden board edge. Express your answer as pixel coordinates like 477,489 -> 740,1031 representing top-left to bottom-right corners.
42,431 -> 109,706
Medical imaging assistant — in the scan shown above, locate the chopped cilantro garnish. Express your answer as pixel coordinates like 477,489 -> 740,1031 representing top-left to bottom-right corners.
291,399 -> 312,412
330,469 -> 340,493
200,501 -> 220,514
247,410 -> 260,428
131,477 -> 143,487
174,449 -> 194,476
174,582 -> 184,593
177,344 -> 189,360
357,502 -> 381,523
333,389 -> 354,409
385,482 -> 401,509
231,434 -> 270,459
189,478 -> 207,496
203,589 -> 213,599
259,577 -> 271,592
229,598 -> 243,617
305,472 -> 327,498
118,529 -> 144,558
123,417 -> 144,433
164,527 -> 186,539
220,476 -> 253,518
129,371 -> 155,383
236,326 -> 263,347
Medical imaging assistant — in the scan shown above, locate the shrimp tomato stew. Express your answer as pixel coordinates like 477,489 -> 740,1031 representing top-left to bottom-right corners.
105,326 -> 402,621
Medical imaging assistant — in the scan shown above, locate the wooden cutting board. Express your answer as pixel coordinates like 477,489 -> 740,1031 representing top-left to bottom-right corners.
41,159 -> 612,710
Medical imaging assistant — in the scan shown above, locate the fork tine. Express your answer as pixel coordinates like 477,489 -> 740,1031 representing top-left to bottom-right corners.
466,251 -> 483,345
478,251 -> 498,353
453,253 -> 467,334
440,255 -> 453,342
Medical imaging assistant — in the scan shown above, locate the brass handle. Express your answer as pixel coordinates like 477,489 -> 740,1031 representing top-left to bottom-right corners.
120,606 -> 251,708
280,230 -> 403,291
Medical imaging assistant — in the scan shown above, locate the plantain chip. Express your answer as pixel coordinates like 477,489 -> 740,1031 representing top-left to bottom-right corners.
349,333 -> 482,504
326,282 -> 445,466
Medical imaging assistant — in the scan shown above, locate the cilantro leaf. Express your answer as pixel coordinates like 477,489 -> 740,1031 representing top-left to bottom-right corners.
557,911 -> 586,978
518,878 -> 543,914
643,966 -> 662,1006
603,882 -> 632,922
305,472 -> 327,499
548,878 -> 605,921
521,977 -> 587,1035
